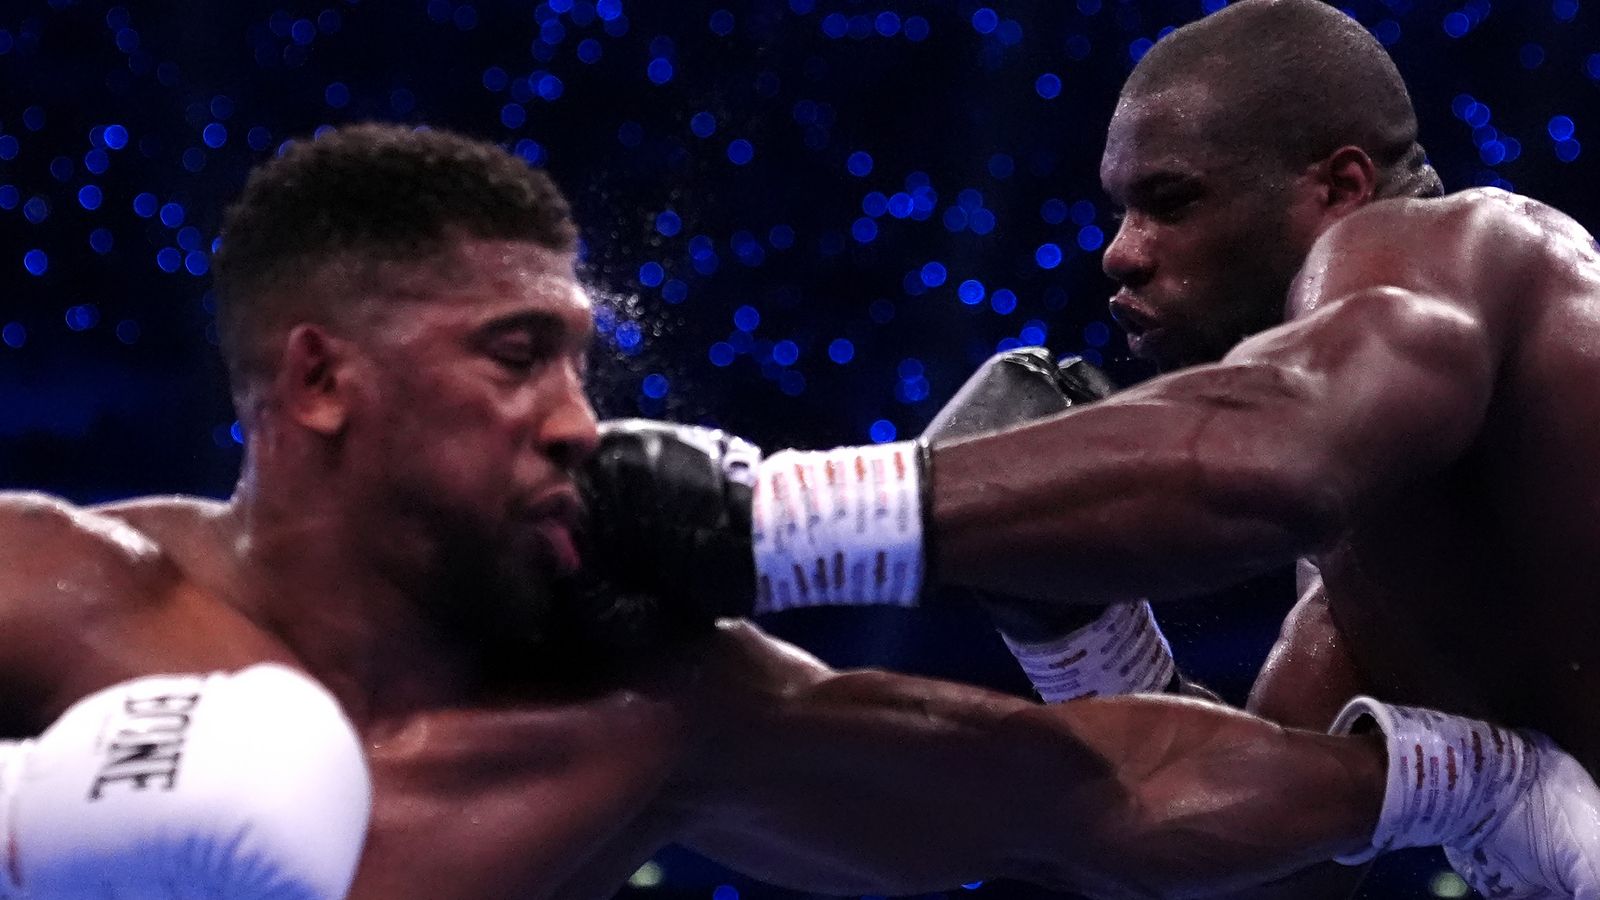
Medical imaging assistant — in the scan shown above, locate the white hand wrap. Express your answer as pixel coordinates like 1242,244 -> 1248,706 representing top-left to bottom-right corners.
1331,698 -> 1537,865
0,664 -> 371,900
1333,697 -> 1600,897
751,440 -> 926,613
1001,601 -> 1176,702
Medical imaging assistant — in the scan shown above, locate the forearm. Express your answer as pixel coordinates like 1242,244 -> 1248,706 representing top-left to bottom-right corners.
932,361 -> 1344,605
674,668 -> 1383,899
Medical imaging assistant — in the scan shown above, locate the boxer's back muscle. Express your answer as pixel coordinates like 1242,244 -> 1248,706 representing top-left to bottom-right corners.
1305,191 -> 1600,767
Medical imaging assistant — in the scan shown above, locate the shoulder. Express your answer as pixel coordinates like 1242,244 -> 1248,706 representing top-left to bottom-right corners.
1324,189 -> 1591,276
1291,190 -> 1588,328
0,492 -> 193,729
0,491 -> 166,573
0,491 -> 181,639
89,494 -> 230,540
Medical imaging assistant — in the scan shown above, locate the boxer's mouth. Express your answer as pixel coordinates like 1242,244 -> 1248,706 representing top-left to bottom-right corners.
1109,293 -> 1168,360
1108,292 -> 1161,336
518,488 -> 583,575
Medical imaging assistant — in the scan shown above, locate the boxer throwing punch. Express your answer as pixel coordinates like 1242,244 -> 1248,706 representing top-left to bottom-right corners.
574,3 -> 1600,896
3,122 -> 1598,899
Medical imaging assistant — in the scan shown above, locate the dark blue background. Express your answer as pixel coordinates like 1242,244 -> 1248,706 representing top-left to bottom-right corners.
2,0 -> 1595,897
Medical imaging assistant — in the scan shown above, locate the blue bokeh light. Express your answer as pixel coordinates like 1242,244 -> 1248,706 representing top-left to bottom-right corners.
65,303 -> 99,331
615,321 -> 643,352
22,249 -> 48,276
869,419 -> 897,443
991,288 -> 1018,315
734,305 -> 761,331
772,340 -> 800,366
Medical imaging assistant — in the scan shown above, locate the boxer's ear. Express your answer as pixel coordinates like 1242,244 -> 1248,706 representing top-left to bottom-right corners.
279,324 -> 356,436
1317,145 -> 1378,215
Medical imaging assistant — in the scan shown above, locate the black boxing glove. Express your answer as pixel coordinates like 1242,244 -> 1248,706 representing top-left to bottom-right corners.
572,351 -> 1081,621
920,348 -> 1116,642
919,350 -> 1187,702
574,351 -> 1154,641
573,420 -> 763,624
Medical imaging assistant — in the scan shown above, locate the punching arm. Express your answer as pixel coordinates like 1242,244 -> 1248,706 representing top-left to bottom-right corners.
932,208 -> 1504,605
668,623 -> 1383,899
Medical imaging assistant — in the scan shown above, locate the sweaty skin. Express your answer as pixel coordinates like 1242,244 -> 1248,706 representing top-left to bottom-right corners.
0,494 -> 1385,900
934,189 -> 1600,776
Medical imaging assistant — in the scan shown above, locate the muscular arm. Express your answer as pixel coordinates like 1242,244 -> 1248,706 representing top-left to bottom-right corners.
669,623 -> 1383,900
933,199 -> 1513,605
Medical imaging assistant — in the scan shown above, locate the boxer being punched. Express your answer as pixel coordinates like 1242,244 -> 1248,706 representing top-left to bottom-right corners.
575,2 -> 1600,895
3,123 -> 1593,899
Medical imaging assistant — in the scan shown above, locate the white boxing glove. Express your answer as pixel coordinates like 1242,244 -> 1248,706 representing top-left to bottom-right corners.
1443,729 -> 1600,900
1332,697 -> 1600,899
0,664 -> 371,900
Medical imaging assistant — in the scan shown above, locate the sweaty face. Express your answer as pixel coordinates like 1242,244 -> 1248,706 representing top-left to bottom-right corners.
1099,85 -> 1318,369
345,237 -> 599,640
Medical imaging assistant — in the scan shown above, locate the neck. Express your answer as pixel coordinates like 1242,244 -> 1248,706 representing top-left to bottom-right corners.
225,454 -> 482,725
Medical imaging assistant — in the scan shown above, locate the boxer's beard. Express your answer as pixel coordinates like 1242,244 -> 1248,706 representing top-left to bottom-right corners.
426,525 -> 702,687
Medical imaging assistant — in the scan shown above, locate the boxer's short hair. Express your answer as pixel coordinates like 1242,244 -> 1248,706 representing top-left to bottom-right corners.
1124,0 -> 1443,199
212,123 -> 578,405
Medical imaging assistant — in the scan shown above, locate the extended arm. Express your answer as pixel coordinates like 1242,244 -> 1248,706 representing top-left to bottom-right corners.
934,203 -> 1507,605
667,623 -> 1383,899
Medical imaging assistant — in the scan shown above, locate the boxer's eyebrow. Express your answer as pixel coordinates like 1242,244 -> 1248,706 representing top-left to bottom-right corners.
1125,171 -> 1203,202
475,310 -> 595,351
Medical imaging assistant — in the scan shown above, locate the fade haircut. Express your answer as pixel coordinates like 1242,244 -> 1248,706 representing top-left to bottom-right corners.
1124,0 -> 1442,198
212,123 -> 579,412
